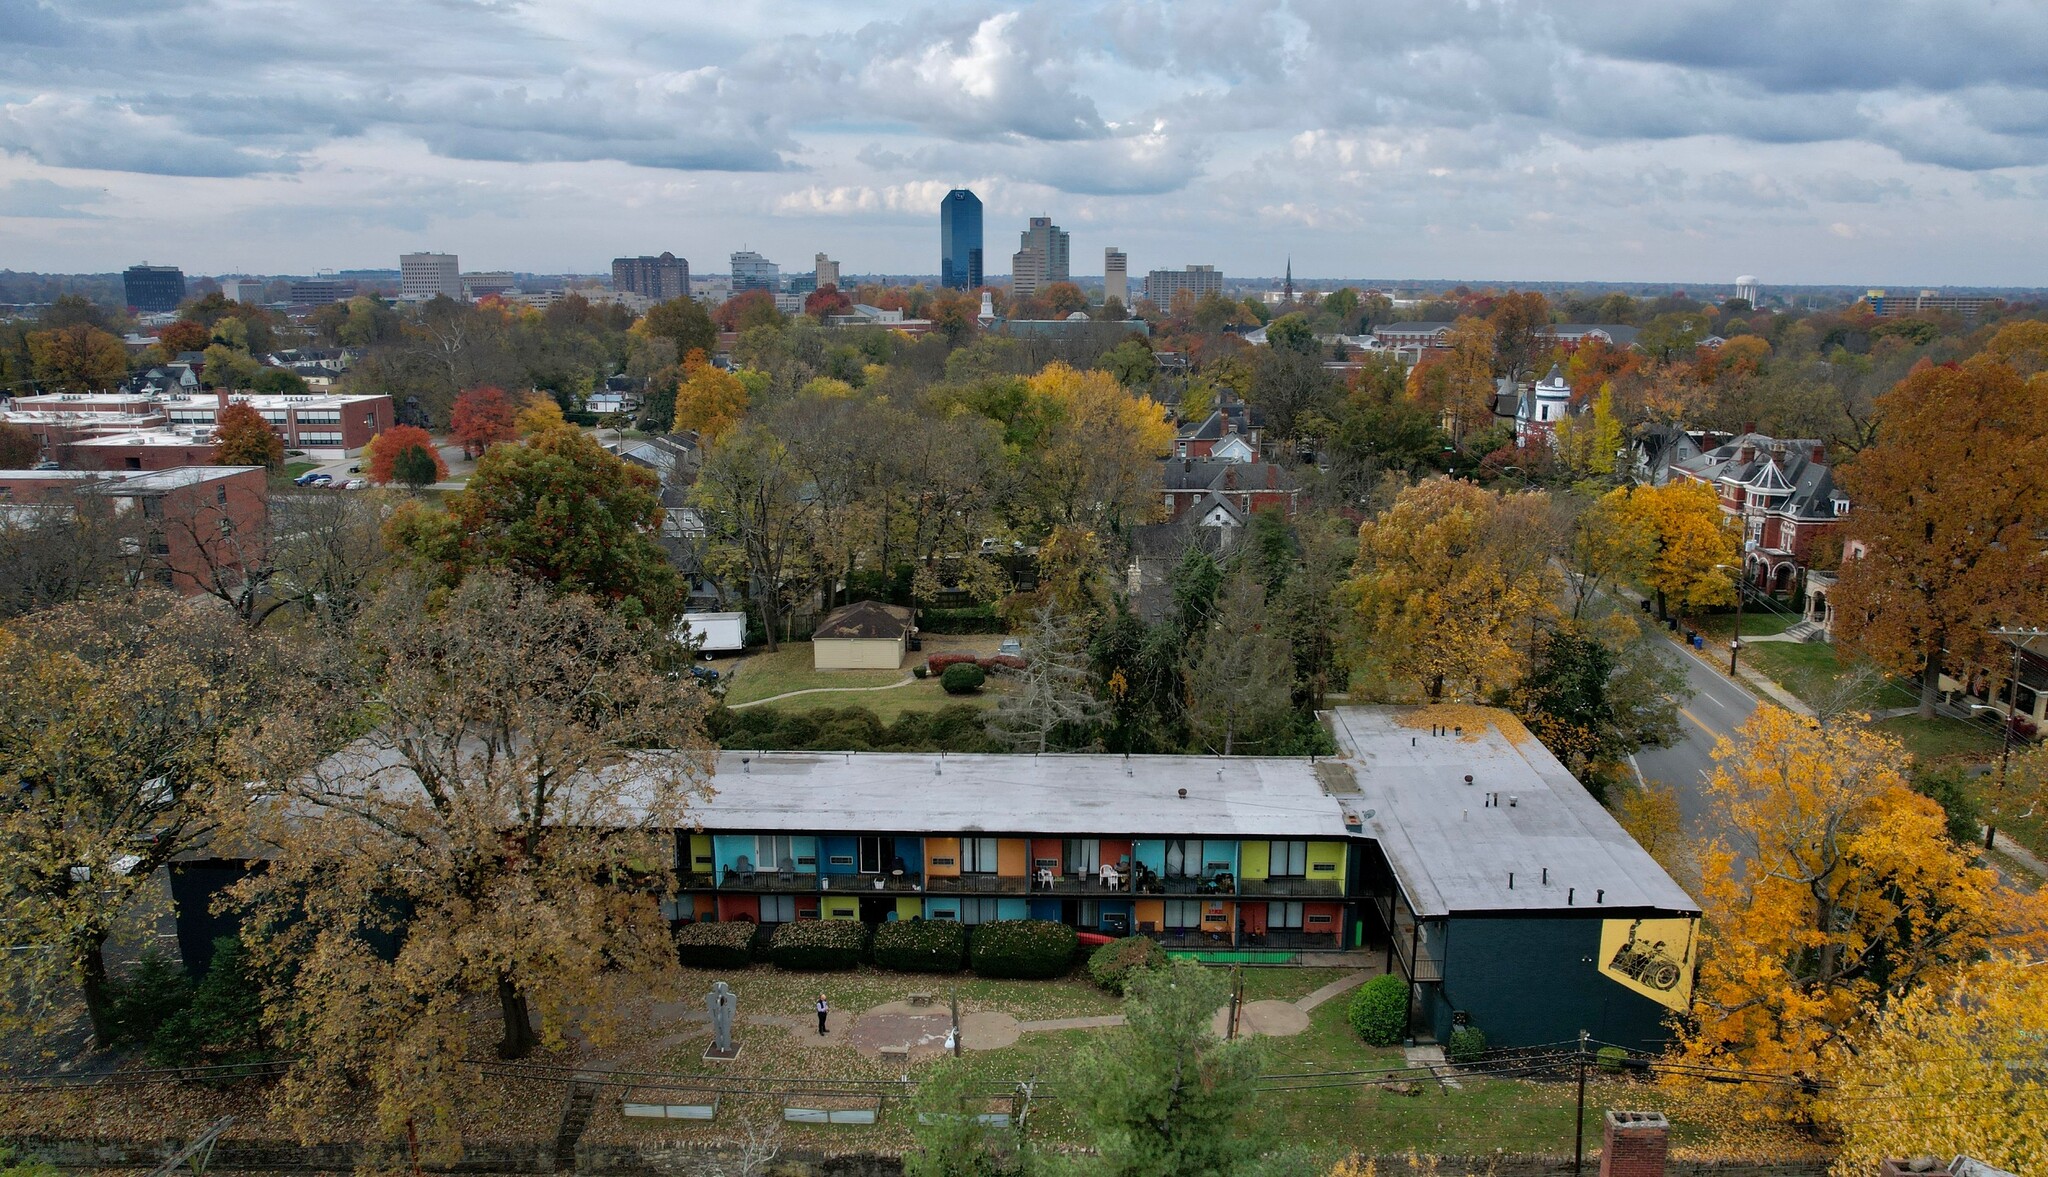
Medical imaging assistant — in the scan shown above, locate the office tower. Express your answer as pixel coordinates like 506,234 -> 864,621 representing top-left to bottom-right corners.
288,278 -> 352,306
730,250 -> 780,293
1010,216 -> 1070,301
1104,248 -> 1128,305
219,279 -> 265,304
815,253 -> 840,291
612,252 -> 691,300
939,189 -> 983,290
122,264 -> 187,313
1144,264 -> 1223,306
399,253 -> 462,301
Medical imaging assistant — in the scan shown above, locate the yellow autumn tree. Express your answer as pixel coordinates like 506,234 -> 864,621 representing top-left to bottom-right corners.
1438,316 -> 1498,441
1553,382 -> 1625,479
514,392 -> 567,437
1616,479 -> 1739,619
1021,361 -> 1174,533
1823,956 -> 2048,1177
1679,706 -> 2030,1087
1345,477 -> 1559,701
672,348 -> 751,442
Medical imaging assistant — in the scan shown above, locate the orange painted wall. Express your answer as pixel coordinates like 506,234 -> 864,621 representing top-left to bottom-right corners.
716,895 -> 759,922
997,838 -> 1028,878
927,837 -> 961,877
1240,903 -> 1268,935
692,894 -> 716,921
1135,899 -> 1164,931
1100,838 -> 1133,868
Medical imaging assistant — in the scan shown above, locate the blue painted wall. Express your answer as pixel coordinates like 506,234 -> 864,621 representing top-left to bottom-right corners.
819,836 -> 861,876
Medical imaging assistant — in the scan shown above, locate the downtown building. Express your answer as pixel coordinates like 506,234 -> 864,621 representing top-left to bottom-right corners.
1011,216 -> 1070,301
1145,264 -> 1223,307
939,188 -> 984,290
613,253 -> 691,301
1104,248 -> 1129,305
730,251 -> 780,294
123,264 -> 187,313
399,253 -> 462,302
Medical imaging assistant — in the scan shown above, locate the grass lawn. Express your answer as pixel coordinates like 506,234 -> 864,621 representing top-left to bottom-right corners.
1871,714 -> 2004,764
721,645 -> 909,706
282,460 -> 318,479
765,679 -> 1003,723
1739,642 -> 1918,711
1688,610 -> 1798,640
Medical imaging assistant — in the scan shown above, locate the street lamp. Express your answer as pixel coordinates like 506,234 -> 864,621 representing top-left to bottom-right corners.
1713,563 -> 1745,677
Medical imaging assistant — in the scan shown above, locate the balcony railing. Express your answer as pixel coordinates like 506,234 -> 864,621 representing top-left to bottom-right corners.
1132,874 -> 1236,896
720,869 -> 818,893
821,872 -> 924,893
1235,877 -> 1343,898
1240,930 -> 1343,950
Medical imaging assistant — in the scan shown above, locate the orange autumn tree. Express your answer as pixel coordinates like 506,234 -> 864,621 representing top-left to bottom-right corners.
364,424 -> 447,488
1832,359 -> 2048,717
449,385 -> 520,458
1679,706 -> 2036,1088
670,348 -> 748,443
513,394 -> 566,438
212,400 -> 284,470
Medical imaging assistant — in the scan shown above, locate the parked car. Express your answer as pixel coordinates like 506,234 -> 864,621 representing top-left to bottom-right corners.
31,460 -> 60,470
342,478 -> 368,490
347,464 -> 361,473
292,471 -> 322,486
997,637 -> 1023,658
307,474 -> 333,486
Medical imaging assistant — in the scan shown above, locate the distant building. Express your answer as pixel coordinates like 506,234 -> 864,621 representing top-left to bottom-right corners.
288,278 -> 352,307
814,253 -> 840,291
1513,364 -> 1575,445
461,272 -> 517,300
785,273 -> 816,296
612,253 -> 691,301
219,279 -> 265,305
123,265 -> 186,313
0,466 -> 269,597
1733,275 -> 1760,305
730,251 -> 780,294
1105,248 -> 1128,306
1144,264 -> 1222,306
399,253 -> 462,302
1865,288 -> 1993,319
939,189 -> 984,290
1011,216 -> 1070,301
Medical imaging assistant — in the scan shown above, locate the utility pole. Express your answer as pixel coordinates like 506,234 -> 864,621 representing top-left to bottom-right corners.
1572,1030 -> 1590,1177
1984,628 -> 2046,850
950,986 -> 962,1058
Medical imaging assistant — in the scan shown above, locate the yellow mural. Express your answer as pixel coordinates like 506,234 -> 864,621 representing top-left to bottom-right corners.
1598,917 -> 1697,1011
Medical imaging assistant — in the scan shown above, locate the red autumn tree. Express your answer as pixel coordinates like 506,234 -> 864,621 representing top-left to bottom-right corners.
212,401 -> 284,470
713,289 -> 779,332
449,385 -> 520,458
803,284 -> 852,318
0,421 -> 39,467
364,425 -> 448,488
155,319 -> 210,358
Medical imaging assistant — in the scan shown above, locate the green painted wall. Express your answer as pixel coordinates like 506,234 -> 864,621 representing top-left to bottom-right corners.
1240,840 -> 1271,881
1430,917 -> 1676,1051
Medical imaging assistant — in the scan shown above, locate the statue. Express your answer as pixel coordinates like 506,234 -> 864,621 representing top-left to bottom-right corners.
705,980 -> 740,1059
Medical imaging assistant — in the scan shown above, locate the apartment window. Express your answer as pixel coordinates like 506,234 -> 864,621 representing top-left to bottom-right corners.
960,837 -> 1000,874
1163,899 -> 1203,930
1268,901 -> 1304,930
1268,840 -> 1307,878
141,497 -> 162,520
960,898 -> 1003,925
215,486 -> 228,506
759,836 -> 795,871
1064,839 -> 1099,875
760,895 -> 796,923
1162,839 -> 1192,878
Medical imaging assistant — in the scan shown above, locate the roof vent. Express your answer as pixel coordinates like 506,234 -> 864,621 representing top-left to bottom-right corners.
1463,774 -> 1473,785
1177,787 -> 1187,799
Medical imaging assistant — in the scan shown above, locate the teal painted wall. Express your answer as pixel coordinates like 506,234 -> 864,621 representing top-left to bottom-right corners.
1429,917 -> 1677,1051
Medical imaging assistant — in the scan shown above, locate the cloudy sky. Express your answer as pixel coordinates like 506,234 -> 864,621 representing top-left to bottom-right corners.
3,0 -> 2047,285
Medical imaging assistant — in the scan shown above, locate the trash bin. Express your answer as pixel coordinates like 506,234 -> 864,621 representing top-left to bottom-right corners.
1684,629 -> 1697,644
1639,598 -> 1651,612
1692,635 -> 1705,651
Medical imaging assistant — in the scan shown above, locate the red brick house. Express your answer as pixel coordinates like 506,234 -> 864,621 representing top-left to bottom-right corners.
0,466 -> 268,598
1667,433 -> 1847,597
1162,457 -> 1303,521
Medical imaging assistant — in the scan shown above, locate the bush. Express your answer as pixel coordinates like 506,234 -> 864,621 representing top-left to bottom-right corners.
925,652 -> 978,674
968,920 -> 1077,979
1913,766 -> 1983,845
1596,1045 -> 1629,1073
675,920 -> 756,970
919,606 -> 1004,634
872,920 -> 967,973
1086,935 -> 1169,995
107,947 -> 193,1047
1446,1025 -> 1487,1064
940,663 -> 986,695
147,937 -> 267,1076
912,664 -> 930,679
1347,974 -> 1408,1045
769,920 -> 869,971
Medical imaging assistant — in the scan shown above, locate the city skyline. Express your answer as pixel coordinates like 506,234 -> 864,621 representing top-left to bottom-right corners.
2,3 -> 2047,284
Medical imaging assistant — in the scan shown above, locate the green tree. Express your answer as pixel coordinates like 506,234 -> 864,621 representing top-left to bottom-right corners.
906,1058 -> 1029,1177
393,441 -> 441,490
1264,313 -> 1316,354
1098,338 -> 1156,388
1066,960 -> 1275,1177
638,295 -> 717,358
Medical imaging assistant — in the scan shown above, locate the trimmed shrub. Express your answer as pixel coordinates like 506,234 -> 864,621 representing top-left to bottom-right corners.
1446,1025 -> 1487,1064
1596,1045 -> 1629,1074
920,606 -> 1004,634
940,663 -> 986,695
968,920 -> 1077,979
675,920 -> 756,970
925,652 -> 979,674
1348,974 -> 1408,1045
769,919 -> 870,971
1086,935 -> 1169,995
872,920 -> 967,973
912,664 -> 930,680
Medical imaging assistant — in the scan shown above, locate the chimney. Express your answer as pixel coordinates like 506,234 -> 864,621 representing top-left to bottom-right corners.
216,388 -> 229,411
1811,441 -> 1825,466
1598,1111 -> 1668,1177
1737,441 -> 1755,464
1225,418 -> 1238,435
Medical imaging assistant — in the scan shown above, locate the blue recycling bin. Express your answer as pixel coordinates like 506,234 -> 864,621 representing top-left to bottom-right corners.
1692,635 -> 1705,650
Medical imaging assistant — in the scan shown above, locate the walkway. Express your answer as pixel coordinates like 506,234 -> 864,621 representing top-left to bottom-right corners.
727,675 -> 916,710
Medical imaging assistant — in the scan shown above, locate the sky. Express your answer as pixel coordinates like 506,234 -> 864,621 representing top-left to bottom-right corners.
3,0 -> 2048,287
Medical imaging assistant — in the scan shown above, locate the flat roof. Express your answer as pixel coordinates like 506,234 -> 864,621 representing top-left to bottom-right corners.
1328,708 -> 1696,918
0,469 -> 100,481
74,430 -> 217,447
96,466 -> 265,491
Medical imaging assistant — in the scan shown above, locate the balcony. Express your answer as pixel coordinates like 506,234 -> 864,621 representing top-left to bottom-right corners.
1028,874 -> 1141,897
1240,930 -> 1343,950
935,874 -> 1022,894
1236,877 -> 1343,899
720,868 -> 818,893
1132,873 -> 1237,896
821,872 -> 924,894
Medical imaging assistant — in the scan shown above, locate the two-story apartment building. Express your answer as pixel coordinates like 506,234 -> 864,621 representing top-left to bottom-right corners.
159,391 -> 393,458
0,465 -> 268,596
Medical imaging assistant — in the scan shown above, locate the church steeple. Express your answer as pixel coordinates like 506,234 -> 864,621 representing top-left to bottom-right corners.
1283,257 -> 1294,302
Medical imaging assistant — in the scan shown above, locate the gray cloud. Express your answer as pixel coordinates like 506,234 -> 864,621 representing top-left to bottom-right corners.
0,177 -> 106,218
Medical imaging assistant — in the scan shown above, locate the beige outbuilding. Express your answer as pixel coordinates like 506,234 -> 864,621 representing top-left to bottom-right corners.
811,601 -> 916,671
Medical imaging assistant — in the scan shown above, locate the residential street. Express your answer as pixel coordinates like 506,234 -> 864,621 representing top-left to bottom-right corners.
1632,630 -> 1759,842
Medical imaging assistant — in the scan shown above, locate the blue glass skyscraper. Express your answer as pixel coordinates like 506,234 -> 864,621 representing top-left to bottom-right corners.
940,189 -> 983,290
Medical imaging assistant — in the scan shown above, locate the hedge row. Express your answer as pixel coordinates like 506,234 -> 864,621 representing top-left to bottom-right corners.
918,606 -> 1004,634
924,652 -> 1028,675
671,918 -> 1075,979
708,703 -> 996,753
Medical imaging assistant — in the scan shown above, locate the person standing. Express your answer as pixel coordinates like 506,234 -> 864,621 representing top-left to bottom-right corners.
816,993 -> 829,1035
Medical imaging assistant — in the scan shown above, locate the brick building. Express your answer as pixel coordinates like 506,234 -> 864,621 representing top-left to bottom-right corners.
0,466 -> 268,597
1668,433 -> 1848,597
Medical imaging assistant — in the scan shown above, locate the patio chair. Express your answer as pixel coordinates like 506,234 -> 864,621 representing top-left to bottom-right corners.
777,856 -> 796,884
735,855 -> 757,884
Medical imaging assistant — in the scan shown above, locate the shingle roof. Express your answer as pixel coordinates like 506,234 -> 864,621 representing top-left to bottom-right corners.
813,600 -> 914,641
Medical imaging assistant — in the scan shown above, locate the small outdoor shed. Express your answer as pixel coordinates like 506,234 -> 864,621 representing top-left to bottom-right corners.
812,601 -> 915,670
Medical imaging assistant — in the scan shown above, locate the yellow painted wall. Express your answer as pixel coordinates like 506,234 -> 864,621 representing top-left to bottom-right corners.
1307,841 -> 1347,887
895,897 -> 922,921
688,834 -> 714,873
927,837 -> 961,877
1135,899 -> 1164,931
812,637 -> 905,670
996,838 -> 1028,878
1239,840 -> 1270,881
822,896 -> 861,920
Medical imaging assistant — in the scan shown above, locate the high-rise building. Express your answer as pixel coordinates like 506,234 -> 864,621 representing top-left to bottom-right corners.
462,272 -> 517,300
815,253 -> 840,291
219,279 -> 265,305
1011,216 -> 1070,301
288,278 -> 353,307
939,189 -> 984,290
612,252 -> 691,300
730,251 -> 780,294
1104,248 -> 1128,306
399,253 -> 462,302
1144,264 -> 1223,307
123,264 -> 186,313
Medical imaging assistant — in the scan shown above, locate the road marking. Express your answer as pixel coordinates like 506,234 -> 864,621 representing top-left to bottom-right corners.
1679,707 -> 1722,739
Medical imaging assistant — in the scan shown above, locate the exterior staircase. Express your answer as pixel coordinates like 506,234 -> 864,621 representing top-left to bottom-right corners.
552,1078 -> 601,1172
1782,619 -> 1827,643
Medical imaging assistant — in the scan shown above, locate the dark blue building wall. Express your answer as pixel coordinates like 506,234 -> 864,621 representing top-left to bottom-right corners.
1427,916 -> 1676,1051
940,189 -> 983,290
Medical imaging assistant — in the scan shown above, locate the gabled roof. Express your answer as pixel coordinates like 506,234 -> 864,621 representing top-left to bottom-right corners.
1542,323 -> 1641,347
1673,433 -> 1841,519
1189,491 -> 1248,527
813,600 -> 914,642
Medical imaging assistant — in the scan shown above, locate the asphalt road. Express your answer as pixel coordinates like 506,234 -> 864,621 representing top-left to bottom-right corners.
1631,631 -> 1760,841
